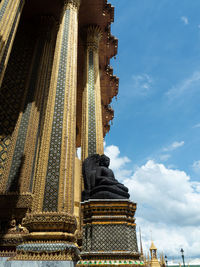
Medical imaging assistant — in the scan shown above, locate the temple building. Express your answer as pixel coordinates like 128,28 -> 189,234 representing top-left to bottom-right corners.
0,0 -> 142,266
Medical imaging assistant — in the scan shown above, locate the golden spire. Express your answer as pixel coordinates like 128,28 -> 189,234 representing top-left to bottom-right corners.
139,227 -> 144,257
150,241 -> 157,251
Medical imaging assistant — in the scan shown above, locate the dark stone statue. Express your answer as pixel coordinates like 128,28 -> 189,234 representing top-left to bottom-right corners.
82,154 -> 130,201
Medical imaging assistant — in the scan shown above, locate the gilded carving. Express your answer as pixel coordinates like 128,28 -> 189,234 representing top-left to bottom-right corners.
22,212 -> 77,233
7,218 -> 29,234
87,26 -> 102,51
12,250 -> 79,261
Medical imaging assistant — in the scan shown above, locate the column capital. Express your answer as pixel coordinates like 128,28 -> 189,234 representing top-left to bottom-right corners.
64,0 -> 81,10
86,25 -> 102,50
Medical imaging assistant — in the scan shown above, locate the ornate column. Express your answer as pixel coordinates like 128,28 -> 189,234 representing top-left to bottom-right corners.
15,0 -> 81,261
0,17 -> 57,195
0,16 -> 59,256
81,26 -> 104,160
31,0 -> 80,214
0,0 -> 25,86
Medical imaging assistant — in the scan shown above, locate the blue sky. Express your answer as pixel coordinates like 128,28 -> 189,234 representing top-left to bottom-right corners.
107,0 -> 200,177
104,0 -> 200,262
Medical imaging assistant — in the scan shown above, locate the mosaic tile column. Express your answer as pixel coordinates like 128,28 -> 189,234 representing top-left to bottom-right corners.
13,0 -> 81,261
32,0 -> 80,214
81,26 -> 104,160
0,17 -> 57,194
24,0 -> 80,224
0,0 -> 25,87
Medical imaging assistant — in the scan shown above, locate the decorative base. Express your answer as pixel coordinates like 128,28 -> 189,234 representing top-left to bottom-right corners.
3,211 -> 80,261
77,199 -> 145,267
9,241 -> 79,261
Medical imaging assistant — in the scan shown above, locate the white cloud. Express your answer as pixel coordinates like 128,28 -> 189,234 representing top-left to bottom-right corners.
104,144 -> 200,259
192,160 -> 200,173
126,160 -> 200,257
125,160 -> 200,226
131,74 -> 153,96
181,16 -> 189,25
77,147 -> 81,159
104,145 -> 131,181
137,217 -> 200,260
159,154 -> 171,161
189,258 -> 200,264
193,123 -> 200,128
166,71 -> 200,100
163,141 -> 184,152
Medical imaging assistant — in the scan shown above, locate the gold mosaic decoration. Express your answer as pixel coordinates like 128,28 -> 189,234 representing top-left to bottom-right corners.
0,27 -> 35,189
81,26 -> 104,160
0,0 -> 9,22
42,9 -> 71,212
88,49 -> 96,156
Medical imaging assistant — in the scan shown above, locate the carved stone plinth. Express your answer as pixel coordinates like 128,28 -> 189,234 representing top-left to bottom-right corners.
77,200 -> 145,267
8,212 -> 80,262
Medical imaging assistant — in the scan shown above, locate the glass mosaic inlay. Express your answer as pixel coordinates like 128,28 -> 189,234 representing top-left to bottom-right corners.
0,0 -> 9,22
43,9 -> 70,212
17,242 -> 77,252
88,50 -> 96,156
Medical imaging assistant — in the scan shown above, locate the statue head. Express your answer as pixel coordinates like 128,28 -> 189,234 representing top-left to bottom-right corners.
10,218 -> 16,227
99,154 -> 110,167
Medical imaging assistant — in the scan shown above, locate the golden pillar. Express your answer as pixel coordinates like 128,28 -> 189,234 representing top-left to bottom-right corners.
15,0 -> 81,260
0,0 -> 25,86
31,0 -> 80,214
81,26 -> 104,160
0,17 -> 57,194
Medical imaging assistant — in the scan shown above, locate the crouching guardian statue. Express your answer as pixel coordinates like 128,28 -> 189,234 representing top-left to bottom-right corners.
82,154 -> 130,201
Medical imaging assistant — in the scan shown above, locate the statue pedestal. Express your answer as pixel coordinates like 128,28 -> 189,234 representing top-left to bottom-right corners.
77,199 -> 144,267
